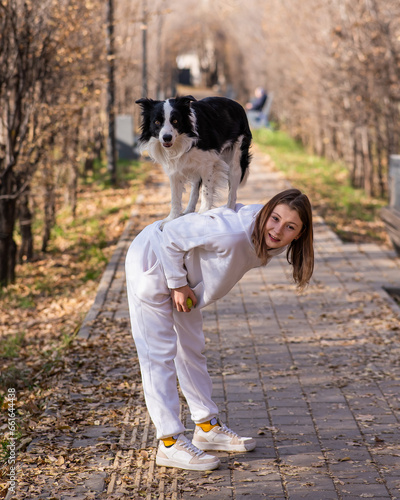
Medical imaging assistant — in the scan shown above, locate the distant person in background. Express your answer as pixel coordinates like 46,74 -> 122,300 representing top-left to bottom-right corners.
246,87 -> 267,112
246,87 -> 271,128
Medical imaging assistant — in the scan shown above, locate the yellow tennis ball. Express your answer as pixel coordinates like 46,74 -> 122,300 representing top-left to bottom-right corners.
186,297 -> 193,309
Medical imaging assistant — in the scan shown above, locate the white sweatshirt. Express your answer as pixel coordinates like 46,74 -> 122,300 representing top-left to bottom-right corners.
151,204 -> 286,309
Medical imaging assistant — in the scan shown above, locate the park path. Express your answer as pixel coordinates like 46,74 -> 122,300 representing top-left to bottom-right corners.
14,147 -> 400,500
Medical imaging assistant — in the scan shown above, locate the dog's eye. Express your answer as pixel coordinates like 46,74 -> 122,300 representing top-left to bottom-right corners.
155,120 -> 160,125
172,119 -> 178,124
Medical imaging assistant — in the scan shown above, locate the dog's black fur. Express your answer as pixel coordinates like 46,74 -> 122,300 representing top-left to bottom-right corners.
136,95 -> 252,226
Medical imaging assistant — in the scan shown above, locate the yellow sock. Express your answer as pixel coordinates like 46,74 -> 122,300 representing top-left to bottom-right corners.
197,417 -> 219,432
162,436 -> 177,447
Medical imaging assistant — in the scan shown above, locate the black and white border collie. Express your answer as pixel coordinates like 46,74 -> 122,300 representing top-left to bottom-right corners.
135,95 -> 252,227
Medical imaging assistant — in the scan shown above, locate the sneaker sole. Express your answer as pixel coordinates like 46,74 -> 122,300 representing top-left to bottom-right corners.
156,456 -> 220,471
192,440 -> 256,452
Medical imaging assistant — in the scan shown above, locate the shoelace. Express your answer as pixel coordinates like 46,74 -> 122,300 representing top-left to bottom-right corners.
219,423 -> 240,438
180,439 -> 205,457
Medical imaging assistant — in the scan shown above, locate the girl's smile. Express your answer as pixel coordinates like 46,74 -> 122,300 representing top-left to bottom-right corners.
264,203 -> 303,249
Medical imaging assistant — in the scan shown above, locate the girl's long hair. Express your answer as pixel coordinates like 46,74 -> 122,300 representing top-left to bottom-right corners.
252,188 -> 314,290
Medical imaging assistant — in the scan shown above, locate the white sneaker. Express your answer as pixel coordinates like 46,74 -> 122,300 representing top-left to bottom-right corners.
156,433 -> 220,471
192,419 -> 256,452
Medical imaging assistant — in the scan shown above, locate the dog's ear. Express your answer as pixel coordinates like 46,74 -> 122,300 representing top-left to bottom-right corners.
135,98 -> 156,109
176,95 -> 197,106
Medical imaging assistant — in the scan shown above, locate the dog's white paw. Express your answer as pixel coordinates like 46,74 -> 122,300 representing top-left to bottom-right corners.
160,216 -> 177,230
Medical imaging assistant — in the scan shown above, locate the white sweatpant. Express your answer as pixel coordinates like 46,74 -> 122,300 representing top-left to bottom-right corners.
125,223 -> 219,439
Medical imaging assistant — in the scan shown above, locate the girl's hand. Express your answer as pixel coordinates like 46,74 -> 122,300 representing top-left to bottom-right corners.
171,285 -> 197,312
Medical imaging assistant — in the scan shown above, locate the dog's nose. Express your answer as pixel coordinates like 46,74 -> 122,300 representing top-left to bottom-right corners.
163,134 -> 173,143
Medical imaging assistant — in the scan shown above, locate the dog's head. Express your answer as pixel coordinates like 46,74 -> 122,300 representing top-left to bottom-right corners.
136,95 -> 197,148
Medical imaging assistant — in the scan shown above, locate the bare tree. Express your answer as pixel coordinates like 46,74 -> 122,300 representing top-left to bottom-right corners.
0,0 -> 57,286
0,0 -> 105,286
107,0 -> 117,185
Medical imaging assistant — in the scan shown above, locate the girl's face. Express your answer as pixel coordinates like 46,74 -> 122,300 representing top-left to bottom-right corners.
264,203 -> 303,249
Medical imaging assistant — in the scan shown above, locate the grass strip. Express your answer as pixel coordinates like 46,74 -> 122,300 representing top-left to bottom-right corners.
252,128 -> 388,244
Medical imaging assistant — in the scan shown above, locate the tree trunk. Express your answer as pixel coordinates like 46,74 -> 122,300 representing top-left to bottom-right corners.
83,156 -> 94,181
0,169 -> 18,287
351,129 -> 362,189
94,130 -> 104,161
142,0 -> 148,97
373,117 -> 385,197
361,126 -> 372,196
41,181 -> 56,253
18,186 -> 34,262
69,162 -> 79,218
106,0 -> 117,185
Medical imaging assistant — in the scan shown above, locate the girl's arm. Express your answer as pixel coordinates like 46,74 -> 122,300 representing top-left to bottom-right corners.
160,209 -> 244,289
171,285 -> 198,312
160,213 -> 213,289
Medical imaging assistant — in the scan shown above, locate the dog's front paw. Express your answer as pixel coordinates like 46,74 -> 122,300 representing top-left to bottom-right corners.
160,213 -> 184,230
160,216 -> 174,230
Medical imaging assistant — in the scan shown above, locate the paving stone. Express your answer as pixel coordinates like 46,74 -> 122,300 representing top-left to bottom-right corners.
235,481 -> 285,498
287,493 -> 338,500
70,438 -> 98,448
84,472 -> 106,492
81,425 -> 118,438
276,440 -> 322,456
267,398 -> 309,409
340,497 -> 390,500
60,496 -> 87,500
269,414 -> 314,426
275,423 -> 317,435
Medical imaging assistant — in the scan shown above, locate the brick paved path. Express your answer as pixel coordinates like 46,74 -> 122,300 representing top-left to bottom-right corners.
19,149 -> 400,500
